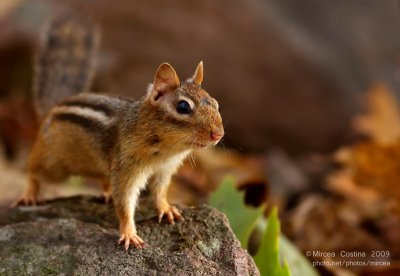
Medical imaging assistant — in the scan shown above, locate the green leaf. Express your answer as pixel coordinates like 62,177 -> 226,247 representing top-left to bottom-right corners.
254,207 -> 291,276
253,219 -> 318,276
210,177 -> 317,276
209,176 -> 263,249
280,235 -> 318,276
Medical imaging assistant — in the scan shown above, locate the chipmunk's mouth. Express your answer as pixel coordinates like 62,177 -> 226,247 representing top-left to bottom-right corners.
187,142 -> 209,148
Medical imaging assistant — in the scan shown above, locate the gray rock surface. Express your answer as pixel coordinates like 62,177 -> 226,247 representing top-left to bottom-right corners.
0,196 -> 259,275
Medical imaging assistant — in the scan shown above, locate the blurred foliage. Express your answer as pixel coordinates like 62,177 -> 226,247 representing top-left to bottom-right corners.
68,176 -> 84,187
331,83 -> 400,201
209,176 -> 263,247
280,233 -> 317,276
209,177 -> 318,276
253,207 -> 290,276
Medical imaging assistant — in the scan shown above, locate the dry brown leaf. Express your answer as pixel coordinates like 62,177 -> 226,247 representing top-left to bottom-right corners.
322,82 -> 400,266
353,82 -> 400,145
329,141 -> 400,202
330,81 -> 400,203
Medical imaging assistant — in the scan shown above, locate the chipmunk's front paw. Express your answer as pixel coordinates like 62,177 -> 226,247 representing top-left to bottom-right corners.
157,204 -> 184,225
118,230 -> 146,251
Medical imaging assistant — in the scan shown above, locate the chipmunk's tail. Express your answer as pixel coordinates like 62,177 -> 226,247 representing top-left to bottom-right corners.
33,15 -> 99,119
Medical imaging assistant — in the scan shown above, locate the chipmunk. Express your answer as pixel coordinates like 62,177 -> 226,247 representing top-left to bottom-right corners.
14,16 -> 224,250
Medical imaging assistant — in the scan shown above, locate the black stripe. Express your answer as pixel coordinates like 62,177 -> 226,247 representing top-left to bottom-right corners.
54,112 -> 118,156
54,112 -> 105,133
61,100 -> 114,116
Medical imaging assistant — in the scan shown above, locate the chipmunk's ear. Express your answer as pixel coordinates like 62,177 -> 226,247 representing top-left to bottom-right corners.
154,63 -> 180,90
192,61 -> 203,85
150,63 -> 180,103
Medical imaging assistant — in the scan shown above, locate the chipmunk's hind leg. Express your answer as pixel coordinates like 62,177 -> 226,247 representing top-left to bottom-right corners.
13,176 -> 41,207
101,180 -> 112,203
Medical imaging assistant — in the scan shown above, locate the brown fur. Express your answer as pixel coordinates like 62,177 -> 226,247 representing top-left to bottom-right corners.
17,17 -> 224,250
33,15 -> 99,119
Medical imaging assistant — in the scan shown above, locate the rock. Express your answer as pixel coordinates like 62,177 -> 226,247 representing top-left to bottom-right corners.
0,196 -> 259,275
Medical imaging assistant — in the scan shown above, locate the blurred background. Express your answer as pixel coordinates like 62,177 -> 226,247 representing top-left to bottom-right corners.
1,0 -> 400,275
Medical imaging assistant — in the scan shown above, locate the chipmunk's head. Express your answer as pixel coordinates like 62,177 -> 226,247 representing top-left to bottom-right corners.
145,61 -> 224,149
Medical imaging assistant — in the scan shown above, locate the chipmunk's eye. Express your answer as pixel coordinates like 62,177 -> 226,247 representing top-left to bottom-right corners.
176,100 -> 192,114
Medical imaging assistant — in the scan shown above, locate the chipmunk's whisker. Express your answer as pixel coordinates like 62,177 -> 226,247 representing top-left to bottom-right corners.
219,139 -> 229,153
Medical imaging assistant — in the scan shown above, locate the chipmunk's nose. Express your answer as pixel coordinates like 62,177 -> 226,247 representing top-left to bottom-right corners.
210,129 -> 224,142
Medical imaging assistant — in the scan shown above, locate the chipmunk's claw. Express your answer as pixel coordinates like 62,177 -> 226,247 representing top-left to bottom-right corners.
158,212 -> 165,223
12,195 -> 39,208
158,205 -> 184,224
118,233 -> 146,251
